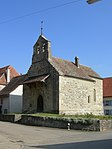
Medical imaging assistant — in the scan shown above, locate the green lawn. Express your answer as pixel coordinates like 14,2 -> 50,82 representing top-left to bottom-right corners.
28,113 -> 112,120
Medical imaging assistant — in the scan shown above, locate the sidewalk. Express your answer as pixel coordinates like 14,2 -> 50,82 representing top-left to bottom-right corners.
0,134 -> 22,149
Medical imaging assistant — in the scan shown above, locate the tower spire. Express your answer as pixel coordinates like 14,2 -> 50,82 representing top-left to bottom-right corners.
41,21 -> 43,35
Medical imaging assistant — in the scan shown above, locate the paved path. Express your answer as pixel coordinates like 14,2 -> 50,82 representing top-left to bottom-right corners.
0,121 -> 112,149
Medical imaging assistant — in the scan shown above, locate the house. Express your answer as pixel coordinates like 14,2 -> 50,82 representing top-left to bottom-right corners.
23,34 -> 104,115
0,75 -> 26,114
0,65 -> 19,91
0,65 -> 20,114
103,77 -> 112,115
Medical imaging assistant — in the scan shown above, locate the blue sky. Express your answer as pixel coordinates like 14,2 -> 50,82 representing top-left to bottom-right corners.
0,0 -> 112,77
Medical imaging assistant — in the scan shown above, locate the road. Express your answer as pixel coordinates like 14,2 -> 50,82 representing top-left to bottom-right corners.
0,121 -> 112,149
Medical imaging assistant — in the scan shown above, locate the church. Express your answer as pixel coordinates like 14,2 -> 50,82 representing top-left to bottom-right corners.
23,34 -> 104,115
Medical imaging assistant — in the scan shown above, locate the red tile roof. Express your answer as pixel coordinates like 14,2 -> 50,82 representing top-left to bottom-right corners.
0,65 -> 19,85
103,77 -> 112,97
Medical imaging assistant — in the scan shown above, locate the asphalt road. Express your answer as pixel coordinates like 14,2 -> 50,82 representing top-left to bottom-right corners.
0,121 -> 112,149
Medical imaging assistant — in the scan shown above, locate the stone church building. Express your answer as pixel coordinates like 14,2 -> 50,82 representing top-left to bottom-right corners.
23,35 -> 104,115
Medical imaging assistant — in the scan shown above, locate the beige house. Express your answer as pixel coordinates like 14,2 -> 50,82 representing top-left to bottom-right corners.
23,34 -> 104,115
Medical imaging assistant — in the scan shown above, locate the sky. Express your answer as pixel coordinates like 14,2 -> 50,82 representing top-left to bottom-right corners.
0,0 -> 112,77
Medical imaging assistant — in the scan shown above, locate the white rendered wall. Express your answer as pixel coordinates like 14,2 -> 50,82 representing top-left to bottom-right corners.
103,97 -> 112,115
0,85 -> 5,91
9,85 -> 23,113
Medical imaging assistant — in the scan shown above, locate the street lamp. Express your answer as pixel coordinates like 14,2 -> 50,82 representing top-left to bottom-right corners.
87,0 -> 101,4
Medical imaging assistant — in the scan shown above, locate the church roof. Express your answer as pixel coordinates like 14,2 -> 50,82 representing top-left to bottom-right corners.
24,75 -> 49,84
103,77 -> 112,97
0,65 -> 19,85
0,74 -> 27,96
50,57 -> 101,81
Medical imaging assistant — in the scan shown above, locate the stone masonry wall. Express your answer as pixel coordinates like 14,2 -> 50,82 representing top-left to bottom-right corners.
59,76 -> 103,115
23,61 -> 59,113
23,72 -> 59,113
23,35 -> 59,113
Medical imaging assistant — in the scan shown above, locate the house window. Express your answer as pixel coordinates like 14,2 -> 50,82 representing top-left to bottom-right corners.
88,96 -> 90,103
105,110 -> 109,115
104,110 -> 112,115
106,101 -> 109,106
104,100 -> 112,106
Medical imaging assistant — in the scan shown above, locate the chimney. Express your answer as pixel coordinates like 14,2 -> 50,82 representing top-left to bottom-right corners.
75,56 -> 79,68
7,68 -> 10,83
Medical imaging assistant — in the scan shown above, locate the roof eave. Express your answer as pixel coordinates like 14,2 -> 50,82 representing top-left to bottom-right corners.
60,74 -> 95,82
0,94 -> 9,97
89,75 -> 103,80
103,96 -> 112,98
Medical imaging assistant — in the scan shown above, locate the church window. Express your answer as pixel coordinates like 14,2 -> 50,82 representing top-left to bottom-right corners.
94,89 -> 96,102
42,43 -> 46,52
88,96 -> 90,103
37,49 -> 40,54
37,45 -> 40,54
29,104 -> 32,107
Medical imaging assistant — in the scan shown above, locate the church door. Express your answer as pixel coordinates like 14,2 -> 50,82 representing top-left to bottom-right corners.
37,95 -> 43,112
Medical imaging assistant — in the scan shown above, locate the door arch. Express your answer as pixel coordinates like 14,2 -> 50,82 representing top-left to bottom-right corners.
37,95 -> 43,112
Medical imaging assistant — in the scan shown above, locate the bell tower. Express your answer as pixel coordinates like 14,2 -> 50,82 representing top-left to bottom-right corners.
32,35 -> 52,64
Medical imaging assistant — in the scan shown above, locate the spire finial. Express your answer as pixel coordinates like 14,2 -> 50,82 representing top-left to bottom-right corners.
41,21 -> 43,35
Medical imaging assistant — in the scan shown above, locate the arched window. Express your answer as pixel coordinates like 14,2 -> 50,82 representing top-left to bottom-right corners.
94,89 -> 96,102
88,95 -> 90,103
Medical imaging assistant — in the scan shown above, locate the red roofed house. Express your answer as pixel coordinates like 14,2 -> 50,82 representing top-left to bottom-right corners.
0,75 -> 26,114
0,65 -> 20,114
0,65 -> 19,90
103,77 -> 112,115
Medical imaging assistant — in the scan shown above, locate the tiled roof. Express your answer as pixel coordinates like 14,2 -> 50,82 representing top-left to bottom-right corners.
0,65 -> 19,85
103,77 -> 112,97
0,75 -> 27,96
50,57 -> 101,81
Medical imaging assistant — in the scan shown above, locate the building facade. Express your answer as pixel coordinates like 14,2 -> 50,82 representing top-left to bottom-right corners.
103,77 -> 112,115
0,75 -> 26,114
23,35 -> 104,115
0,65 -> 19,90
0,65 -> 19,114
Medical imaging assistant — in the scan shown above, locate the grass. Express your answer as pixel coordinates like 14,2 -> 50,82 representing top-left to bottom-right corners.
9,112 -> 112,120
27,113 -> 112,120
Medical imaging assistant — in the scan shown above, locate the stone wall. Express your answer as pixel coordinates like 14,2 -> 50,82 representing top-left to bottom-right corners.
0,114 -> 15,122
59,76 -> 103,115
100,120 -> 112,131
0,115 -> 112,131
23,35 -> 59,113
18,115 -> 101,131
23,63 -> 59,113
